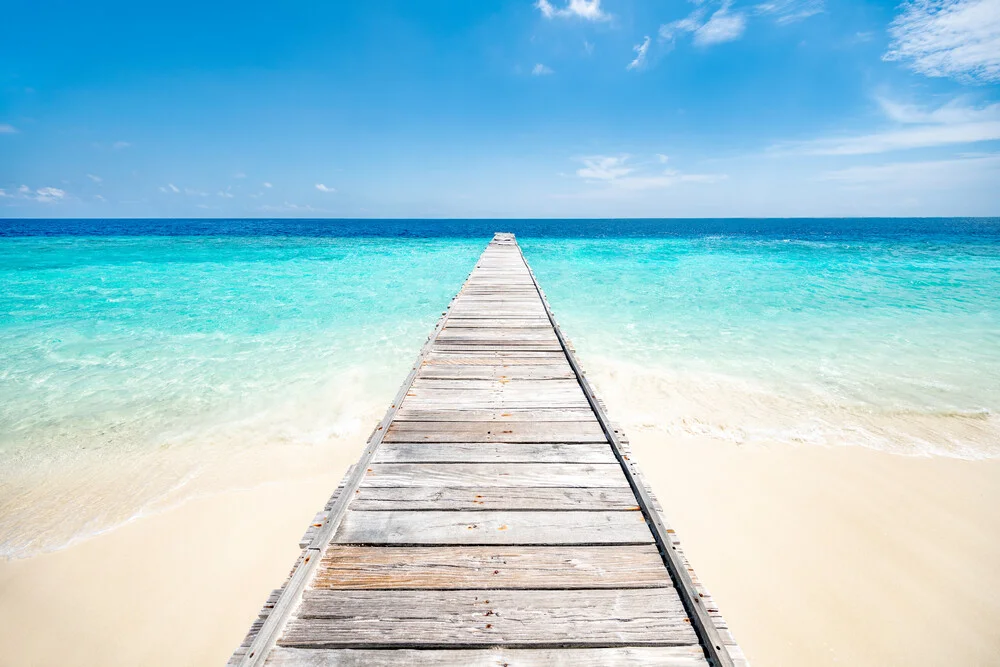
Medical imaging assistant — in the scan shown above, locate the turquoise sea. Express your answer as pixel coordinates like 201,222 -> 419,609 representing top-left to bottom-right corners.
2,218 -> 999,558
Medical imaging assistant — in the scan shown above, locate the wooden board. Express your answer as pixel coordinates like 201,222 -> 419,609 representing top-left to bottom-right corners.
384,421 -> 606,443
313,545 -> 672,589
359,463 -> 629,488
374,442 -> 617,464
279,589 -> 698,647
265,646 -> 709,666
333,510 -> 652,545
394,407 -> 593,421
348,486 -> 642,511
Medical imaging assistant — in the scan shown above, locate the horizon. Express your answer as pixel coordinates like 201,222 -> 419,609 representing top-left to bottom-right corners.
3,0 -> 1000,218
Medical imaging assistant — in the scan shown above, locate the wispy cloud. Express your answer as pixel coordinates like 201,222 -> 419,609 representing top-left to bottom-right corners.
578,155 -> 634,180
532,63 -> 555,75
884,0 -> 1000,83
576,154 -> 726,190
315,183 -> 336,192
87,174 -> 102,183
1,185 -> 68,202
627,36 -> 651,70
536,0 -> 610,21
0,124 -> 17,134
184,187 -> 208,197
660,1 -> 747,49
112,141 -> 131,149
773,97 -> 1000,155
263,182 -> 273,188
820,153 -> 1000,185
233,171 -> 246,179
36,188 -> 65,202
218,189 -> 234,198
754,0 -> 824,24
160,183 -> 181,193
695,2 -> 747,46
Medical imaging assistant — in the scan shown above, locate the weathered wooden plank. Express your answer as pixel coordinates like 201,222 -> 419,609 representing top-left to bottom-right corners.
384,421 -> 605,443
445,319 -> 551,328
417,366 -> 575,380
313,545 -> 671,589
401,397 -> 590,409
409,378 -> 584,391
279,589 -> 696,648
438,330 -> 557,340
424,351 -> 566,364
333,510 -> 652,545
349,486 -> 641,511
360,463 -> 629,488
395,407 -> 592,421
374,442 -> 616,464
265,646 -> 708,666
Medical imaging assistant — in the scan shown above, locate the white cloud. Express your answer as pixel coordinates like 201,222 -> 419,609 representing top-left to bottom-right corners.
884,0 -> 1000,83
218,189 -> 234,198
754,0 -> 824,24
1,185 -> 69,202
233,171 -> 246,179
627,36 -> 651,70
87,174 -> 102,183
315,183 -> 336,192
774,97 -> 1000,155
112,141 -> 131,149
160,183 -> 181,193
578,155 -> 634,180
0,124 -> 17,134
695,2 -> 747,46
535,0 -> 610,21
532,63 -> 555,75
660,1 -> 746,50
656,153 -> 670,163
184,187 -> 208,197
576,154 -> 726,190
263,182 -> 273,188
35,187 -> 66,202
94,194 -> 106,202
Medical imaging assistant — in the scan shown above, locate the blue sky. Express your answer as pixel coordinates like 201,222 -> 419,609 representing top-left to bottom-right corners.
1,0 -> 999,217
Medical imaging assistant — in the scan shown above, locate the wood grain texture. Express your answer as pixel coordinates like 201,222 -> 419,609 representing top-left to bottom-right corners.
348,486 -> 642,511
279,589 -> 697,648
394,407 -> 593,421
332,509 -> 653,545
360,463 -> 629,488
374,442 -> 616,464
313,545 -> 672,589
384,420 -> 605,443
265,647 -> 708,666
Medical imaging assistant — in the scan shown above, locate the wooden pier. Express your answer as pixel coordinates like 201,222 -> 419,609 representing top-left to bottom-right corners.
231,233 -> 746,666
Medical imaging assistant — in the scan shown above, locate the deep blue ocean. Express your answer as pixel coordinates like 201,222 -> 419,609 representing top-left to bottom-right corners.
2,218 -> 998,557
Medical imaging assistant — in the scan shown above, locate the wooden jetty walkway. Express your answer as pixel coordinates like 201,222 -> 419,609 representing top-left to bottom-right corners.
231,233 -> 745,666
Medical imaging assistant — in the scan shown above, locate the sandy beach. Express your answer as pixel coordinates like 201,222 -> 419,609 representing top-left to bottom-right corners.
2,361 -> 999,666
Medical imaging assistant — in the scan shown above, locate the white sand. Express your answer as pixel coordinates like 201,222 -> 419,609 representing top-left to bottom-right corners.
2,371 -> 999,665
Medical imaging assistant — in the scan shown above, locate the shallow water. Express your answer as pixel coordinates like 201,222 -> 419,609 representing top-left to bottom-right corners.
1,219 -> 998,557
